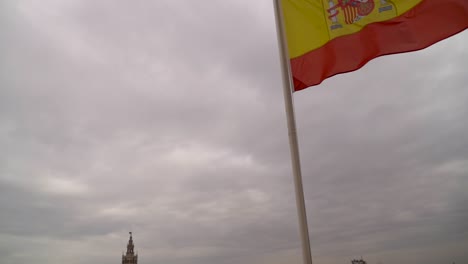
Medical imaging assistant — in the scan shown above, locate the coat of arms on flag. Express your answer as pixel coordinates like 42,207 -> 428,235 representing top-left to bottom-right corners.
326,0 -> 396,30
328,0 -> 376,25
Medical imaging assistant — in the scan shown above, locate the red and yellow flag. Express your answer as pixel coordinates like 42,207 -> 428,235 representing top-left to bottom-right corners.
281,0 -> 468,91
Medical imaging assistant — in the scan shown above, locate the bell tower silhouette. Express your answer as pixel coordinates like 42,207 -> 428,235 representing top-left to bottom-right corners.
122,232 -> 138,264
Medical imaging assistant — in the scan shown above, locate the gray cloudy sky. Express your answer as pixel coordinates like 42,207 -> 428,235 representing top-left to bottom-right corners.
1,1 -> 467,264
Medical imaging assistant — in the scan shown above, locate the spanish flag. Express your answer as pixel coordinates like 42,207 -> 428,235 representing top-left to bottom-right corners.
281,0 -> 468,91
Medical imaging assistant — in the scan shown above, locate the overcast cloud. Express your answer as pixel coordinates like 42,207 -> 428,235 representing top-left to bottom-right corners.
1,1 -> 467,264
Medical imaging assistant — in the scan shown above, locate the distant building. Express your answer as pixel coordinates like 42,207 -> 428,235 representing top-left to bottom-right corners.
351,258 -> 366,264
122,232 -> 138,264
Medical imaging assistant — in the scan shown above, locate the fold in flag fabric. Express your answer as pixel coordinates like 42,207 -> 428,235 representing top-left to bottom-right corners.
281,0 -> 468,91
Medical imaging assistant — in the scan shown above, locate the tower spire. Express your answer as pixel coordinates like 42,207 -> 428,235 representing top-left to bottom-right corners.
127,232 -> 134,254
122,232 -> 138,264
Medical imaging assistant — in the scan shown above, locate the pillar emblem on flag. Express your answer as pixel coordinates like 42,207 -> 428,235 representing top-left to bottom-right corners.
378,0 -> 394,13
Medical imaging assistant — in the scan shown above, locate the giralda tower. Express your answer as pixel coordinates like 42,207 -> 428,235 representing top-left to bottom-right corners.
122,232 -> 138,264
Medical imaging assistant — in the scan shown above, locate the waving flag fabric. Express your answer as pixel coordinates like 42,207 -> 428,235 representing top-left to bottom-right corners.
281,0 -> 468,91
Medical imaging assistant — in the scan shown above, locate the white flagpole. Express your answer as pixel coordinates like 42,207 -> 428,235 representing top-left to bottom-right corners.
273,1 -> 313,264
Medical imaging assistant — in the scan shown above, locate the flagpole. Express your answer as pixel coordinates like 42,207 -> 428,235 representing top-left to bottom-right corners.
273,1 -> 313,264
